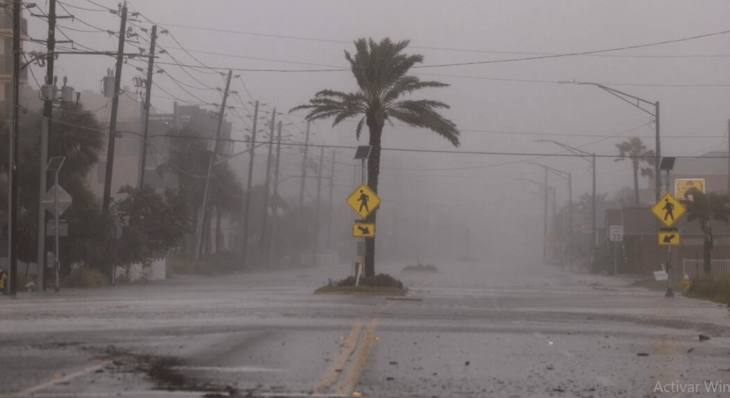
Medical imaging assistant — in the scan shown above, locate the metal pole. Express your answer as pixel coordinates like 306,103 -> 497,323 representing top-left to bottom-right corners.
326,150 -> 336,250
727,119 -> 730,193
568,173 -> 572,270
195,70 -> 232,261
655,102 -> 661,202
592,153 -> 597,271
268,121 -> 282,267
54,171 -> 60,292
299,121 -> 310,210
543,168 -> 548,264
137,25 -> 157,188
258,108 -> 276,264
37,119 -> 49,291
665,168 -> 674,297
241,101 -> 259,267
312,146 -> 324,267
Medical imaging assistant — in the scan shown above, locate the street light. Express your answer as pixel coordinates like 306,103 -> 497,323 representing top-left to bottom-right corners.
535,139 -> 597,270
562,81 -> 660,202
517,177 -> 553,264
530,163 -> 572,269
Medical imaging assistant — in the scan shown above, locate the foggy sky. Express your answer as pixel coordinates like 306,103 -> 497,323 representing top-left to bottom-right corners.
23,1 -> 730,257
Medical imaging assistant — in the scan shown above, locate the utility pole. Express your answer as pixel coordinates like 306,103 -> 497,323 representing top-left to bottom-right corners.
312,146 -> 324,266
268,121 -> 283,267
137,25 -> 157,188
326,150 -> 336,250
101,2 -> 128,285
727,120 -> 729,193
7,0 -> 20,295
241,101 -> 259,267
102,2 -> 128,213
298,121 -> 311,211
36,0 -> 57,292
195,70 -> 232,261
258,107 -> 276,265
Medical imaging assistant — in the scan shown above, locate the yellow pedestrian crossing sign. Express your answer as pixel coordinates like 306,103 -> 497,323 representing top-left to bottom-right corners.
347,184 -> 380,219
658,230 -> 681,246
651,193 -> 686,228
352,222 -> 375,238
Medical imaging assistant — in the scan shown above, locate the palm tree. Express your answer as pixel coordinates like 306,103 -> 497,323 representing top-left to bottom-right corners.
291,38 -> 460,277
683,188 -> 730,274
615,137 -> 655,206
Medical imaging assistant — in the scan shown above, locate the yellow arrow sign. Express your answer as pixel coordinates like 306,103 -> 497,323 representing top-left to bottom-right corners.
651,193 -> 686,227
346,184 -> 380,219
353,223 -> 375,238
658,231 -> 681,246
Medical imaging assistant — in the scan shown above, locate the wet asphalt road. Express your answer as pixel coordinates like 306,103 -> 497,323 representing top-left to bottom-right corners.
2,259 -> 730,397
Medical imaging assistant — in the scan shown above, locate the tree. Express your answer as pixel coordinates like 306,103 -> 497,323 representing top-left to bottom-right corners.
0,105 -> 108,276
111,185 -> 191,266
291,38 -> 460,276
683,188 -> 730,274
166,126 -> 243,256
615,137 -> 655,206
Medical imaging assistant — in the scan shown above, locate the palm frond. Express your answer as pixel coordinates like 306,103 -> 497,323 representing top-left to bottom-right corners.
387,99 -> 460,147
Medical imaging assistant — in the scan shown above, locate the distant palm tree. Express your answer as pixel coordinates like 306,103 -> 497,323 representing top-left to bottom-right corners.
615,137 -> 655,206
683,188 -> 730,274
291,38 -> 460,277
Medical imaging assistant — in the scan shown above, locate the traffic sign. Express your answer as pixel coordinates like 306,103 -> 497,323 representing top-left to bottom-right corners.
46,222 -> 68,237
41,184 -> 73,217
346,184 -> 380,219
675,178 -> 704,200
609,225 -> 623,242
651,193 -> 686,228
658,230 -> 681,246
352,222 -> 375,238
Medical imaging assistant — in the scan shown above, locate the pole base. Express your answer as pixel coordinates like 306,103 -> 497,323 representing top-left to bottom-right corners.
665,288 -> 675,298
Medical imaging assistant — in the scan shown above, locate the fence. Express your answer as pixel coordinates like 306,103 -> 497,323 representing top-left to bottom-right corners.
682,258 -> 730,278
115,257 -> 166,282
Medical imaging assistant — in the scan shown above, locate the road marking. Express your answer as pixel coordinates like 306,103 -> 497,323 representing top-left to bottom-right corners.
312,275 -> 430,395
9,361 -> 107,397
334,314 -> 381,395
311,322 -> 363,394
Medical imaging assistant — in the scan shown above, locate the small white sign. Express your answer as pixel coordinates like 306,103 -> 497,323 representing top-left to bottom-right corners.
609,225 -> 623,242
653,271 -> 668,281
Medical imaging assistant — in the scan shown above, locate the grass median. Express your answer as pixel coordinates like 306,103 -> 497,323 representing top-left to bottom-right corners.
315,273 -> 408,296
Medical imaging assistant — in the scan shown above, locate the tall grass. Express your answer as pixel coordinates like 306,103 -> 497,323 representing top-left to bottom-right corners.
685,275 -> 730,305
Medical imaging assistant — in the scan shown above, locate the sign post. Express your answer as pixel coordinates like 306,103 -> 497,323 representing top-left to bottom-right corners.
654,157 -> 682,297
42,157 -> 68,292
609,225 -> 623,275
352,146 -> 372,286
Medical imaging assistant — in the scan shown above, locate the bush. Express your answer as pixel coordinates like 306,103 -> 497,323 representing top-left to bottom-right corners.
62,267 -> 107,288
336,273 -> 403,288
166,251 -> 241,277
686,275 -> 730,304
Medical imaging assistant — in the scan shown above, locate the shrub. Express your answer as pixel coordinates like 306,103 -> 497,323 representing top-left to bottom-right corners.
686,275 -> 730,304
62,267 -> 107,288
336,273 -> 404,288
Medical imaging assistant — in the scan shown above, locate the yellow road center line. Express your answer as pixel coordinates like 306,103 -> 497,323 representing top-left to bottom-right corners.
334,316 -> 380,396
311,322 -> 363,395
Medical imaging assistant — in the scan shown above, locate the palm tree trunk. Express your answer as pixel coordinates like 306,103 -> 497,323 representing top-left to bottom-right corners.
364,118 -> 383,278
